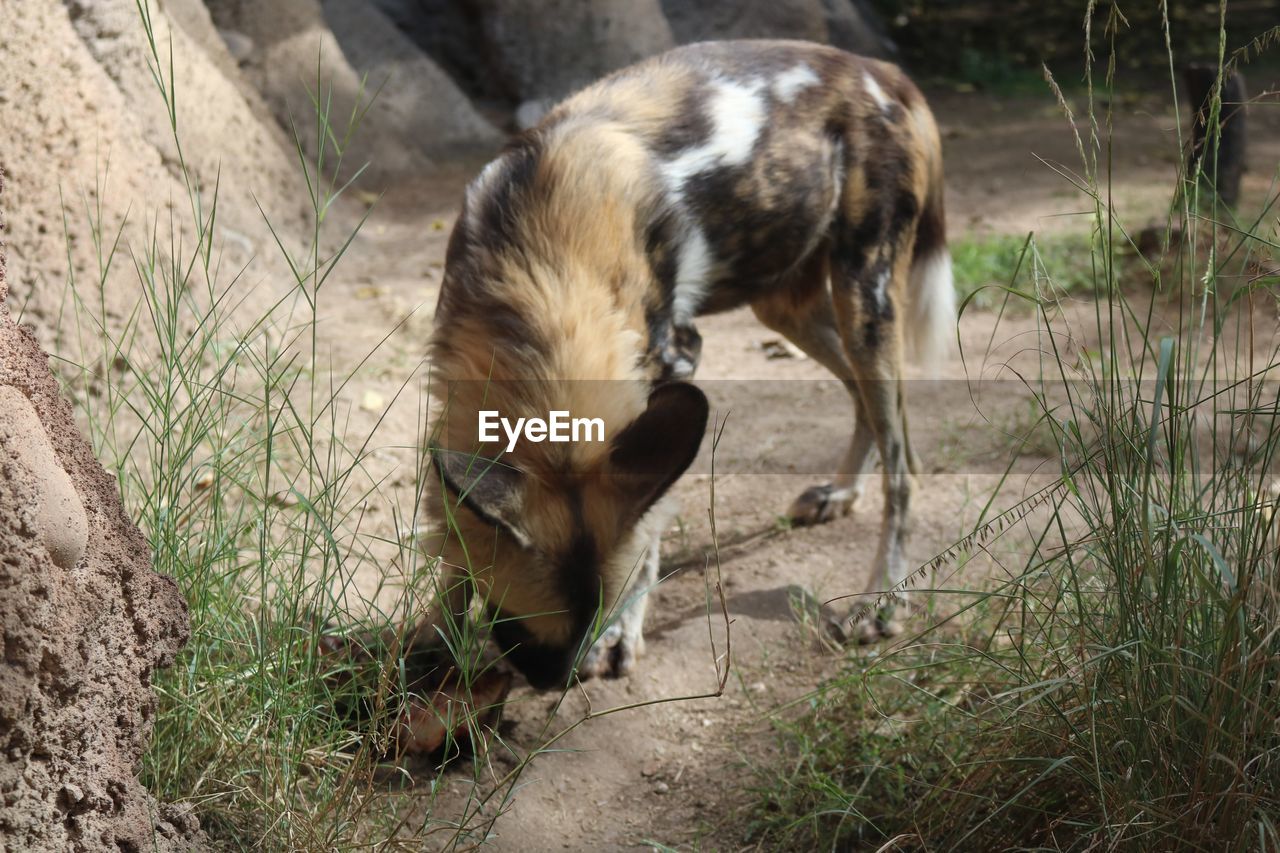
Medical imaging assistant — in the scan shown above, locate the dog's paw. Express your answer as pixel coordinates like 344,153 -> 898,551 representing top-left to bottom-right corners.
850,614 -> 903,645
787,483 -> 854,526
824,604 -> 905,646
579,625 -> 644,680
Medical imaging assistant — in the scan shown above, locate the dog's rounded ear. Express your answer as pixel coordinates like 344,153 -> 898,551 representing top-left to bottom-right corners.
431,446 -> 532,548
608,382 -> 709,518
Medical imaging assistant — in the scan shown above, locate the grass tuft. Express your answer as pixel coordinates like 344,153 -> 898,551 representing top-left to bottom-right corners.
54,6 -> 734,848
750,6 -> 1280,850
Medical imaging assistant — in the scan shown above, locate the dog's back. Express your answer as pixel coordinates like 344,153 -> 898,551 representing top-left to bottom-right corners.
441,41 -> 948,379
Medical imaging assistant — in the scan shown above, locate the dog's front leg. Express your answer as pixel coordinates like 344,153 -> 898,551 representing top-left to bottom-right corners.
580,533 -> 659,679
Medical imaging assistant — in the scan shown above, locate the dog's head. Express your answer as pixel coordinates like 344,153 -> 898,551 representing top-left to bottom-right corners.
429,382 -> 708,689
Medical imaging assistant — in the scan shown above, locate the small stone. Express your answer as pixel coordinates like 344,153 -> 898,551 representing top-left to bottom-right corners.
653,781 -> 670,795
360,390 -> 385,412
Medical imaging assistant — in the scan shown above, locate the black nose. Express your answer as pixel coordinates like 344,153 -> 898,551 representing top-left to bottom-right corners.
491,612 -> 579,690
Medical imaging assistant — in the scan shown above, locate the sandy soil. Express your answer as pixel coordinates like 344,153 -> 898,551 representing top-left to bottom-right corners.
277,81 -> 1280,851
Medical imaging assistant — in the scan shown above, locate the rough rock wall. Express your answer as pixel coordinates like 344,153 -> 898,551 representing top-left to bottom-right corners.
0,0 -> 308,342
321,0 -> 504,157
0,175 -> 204,849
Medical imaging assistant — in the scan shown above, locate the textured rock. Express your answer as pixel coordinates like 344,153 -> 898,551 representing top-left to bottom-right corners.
206,0 -> 502,184
0,175 -> 204,849
825,0 -> 897,58
321,0 -> 504,155
474,0 -> 675,103
0,387 -> 88,570
370,0 -> 510,104
0,0 -> 305,341
661,0 -> 895,59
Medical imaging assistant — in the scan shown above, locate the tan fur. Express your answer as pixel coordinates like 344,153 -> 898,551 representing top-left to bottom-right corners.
426,126 -> 667,646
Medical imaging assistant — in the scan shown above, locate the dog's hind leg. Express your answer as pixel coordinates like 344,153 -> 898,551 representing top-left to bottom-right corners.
828,242 -> 917,644
751,254 -> 879,525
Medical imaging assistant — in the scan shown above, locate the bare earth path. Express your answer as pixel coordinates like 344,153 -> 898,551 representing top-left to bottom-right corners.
311,86 -> 1280,850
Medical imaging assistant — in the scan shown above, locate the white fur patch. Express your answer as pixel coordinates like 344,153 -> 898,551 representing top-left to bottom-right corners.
465,155 -> 506,225
658,76 -> 768,319
871,268 -> 890,312
672,227 -> 713,323
772,63 -> 820,103
906,249 -> 957,371
864,72 -> 892,114
662,76 -> 767,191
471,155 -> 504,195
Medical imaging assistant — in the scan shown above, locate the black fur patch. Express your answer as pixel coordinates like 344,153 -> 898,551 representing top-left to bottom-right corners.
644,207 -> 681,296
491,492 -> 604,690
559,494 -> 605,636
650,88 -> 713,157
677,139 -> 841,308
913,197 -> 946,262
468,136 -> 542,255
490,611 -> 577,690
435,138 -> 550,362
828,111 -> 920,349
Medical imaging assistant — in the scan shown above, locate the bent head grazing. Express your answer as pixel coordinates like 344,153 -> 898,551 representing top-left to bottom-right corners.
430,382 -> 709,689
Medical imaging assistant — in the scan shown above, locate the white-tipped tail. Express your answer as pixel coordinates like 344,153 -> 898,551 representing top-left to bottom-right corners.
905,247 -> 957,370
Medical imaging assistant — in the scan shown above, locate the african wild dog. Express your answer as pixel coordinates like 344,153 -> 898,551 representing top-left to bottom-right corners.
411,40 -> 955,689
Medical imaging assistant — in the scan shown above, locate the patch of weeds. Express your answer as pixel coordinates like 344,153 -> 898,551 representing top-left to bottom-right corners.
748,8 -> 1280,850
951,231 -> 1097,311
746,618 -> 1015,849
954,48 -> 1055,95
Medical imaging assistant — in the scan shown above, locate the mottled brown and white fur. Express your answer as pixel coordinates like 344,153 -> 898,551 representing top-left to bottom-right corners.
413,40 -> 954,688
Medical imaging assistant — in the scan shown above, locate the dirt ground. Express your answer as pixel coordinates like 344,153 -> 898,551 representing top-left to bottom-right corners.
5,3 -> 1276,845
284,83 -> 1280,851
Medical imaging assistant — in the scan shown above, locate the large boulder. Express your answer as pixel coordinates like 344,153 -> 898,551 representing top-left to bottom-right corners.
661,0 -> 895,59
0,177 -> 204,850
64,0 -> 307,218
0,0 -> 306,342
320,0 -> 505,155
369,0 -> 508,104
159,0 -> 255,82
474,0 -> 675,108
206,0 -> 502,185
